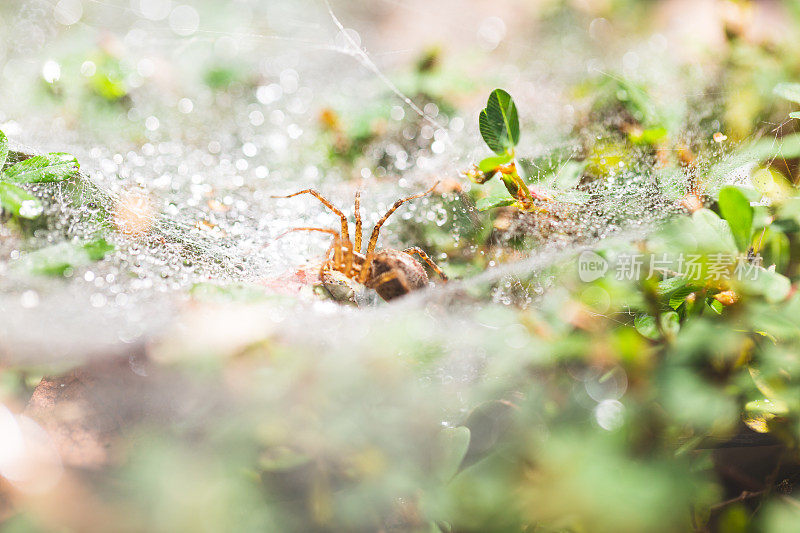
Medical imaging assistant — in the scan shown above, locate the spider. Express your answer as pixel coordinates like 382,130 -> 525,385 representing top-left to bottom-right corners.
272,183 -> 448,301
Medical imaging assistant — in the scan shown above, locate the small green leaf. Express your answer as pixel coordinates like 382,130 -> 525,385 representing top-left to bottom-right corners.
691,208 -> 738,253
13,239 -> 114,276
13,244 -> 84,276
751,168 -> 792,203
634,314 -> 659,340
707,299 -> 724,314
0,130 -> 8,169
83,238 -> 114,261
657,276 -> 690,295
774,83 -> 800,105
628,127 -> 668,146
718,186 -> 753,252
739,268 -> 791,304
760,228 -> 790,273
0,182 -> 43,219
435,426 -> 471,482
745,398 -> 788,415
660,311 -> 680,337
476,196 -> 515,211
478,153 -> 513,173
479,89 -> 520,155
658,277 -> 698,310
708,133 -> 800,182
3,153 -> 79,183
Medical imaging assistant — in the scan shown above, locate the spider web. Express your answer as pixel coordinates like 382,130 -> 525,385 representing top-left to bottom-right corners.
0,0 -> 792,361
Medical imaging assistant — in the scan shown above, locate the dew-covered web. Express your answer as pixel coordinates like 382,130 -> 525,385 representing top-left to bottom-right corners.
0,0 -> 788,363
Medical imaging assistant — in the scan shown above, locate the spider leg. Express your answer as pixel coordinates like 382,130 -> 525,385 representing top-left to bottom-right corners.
357,254 -> 373,285
332,238 -> 344,273
275,227 -> 340,240
272,190 -> 350,242
354,190 -> 363,254
366,182 -> 439,255
403,247 -> 448,282
340,240 -> 355,279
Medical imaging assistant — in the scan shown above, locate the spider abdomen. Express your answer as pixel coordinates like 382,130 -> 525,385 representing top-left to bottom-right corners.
369,250 -> 428,301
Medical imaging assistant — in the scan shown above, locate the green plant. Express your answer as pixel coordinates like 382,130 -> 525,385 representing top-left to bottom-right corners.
465,89 -> 552,211
0,129 -> 80,220
12,239 -> 114,276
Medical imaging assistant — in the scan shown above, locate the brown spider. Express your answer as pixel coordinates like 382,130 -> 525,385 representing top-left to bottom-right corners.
272,183 -> 448,301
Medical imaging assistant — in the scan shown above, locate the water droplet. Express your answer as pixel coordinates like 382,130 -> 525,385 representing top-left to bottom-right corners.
19,201 -> 43,219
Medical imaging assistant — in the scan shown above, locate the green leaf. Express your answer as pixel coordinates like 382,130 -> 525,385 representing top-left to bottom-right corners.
658,277 -> 698,310
660,311 -> 680,337
13,239 -> 114,276
790,112 -> 800,120
774,83 -> 800,105
3,153 -> 79,184
707,299 -> 724,314
718,187 -> 753,252
0,130 -> 7,169
435,426 -> 471,482
760,228 -> 790,272
708,133 -> 800,182
478,153 -> 513,173
739,268 -> 791,304
479,89 -> 519,155
751,168 -> 792,203
657,276 -> 690,295
0,182 -> 43,219
83,238 -> 115,261
745,398 -> 788,415
691,208 -> 738,253
634,314 -> 659,340
628,127 -> 668,146
476,196 -> 515,211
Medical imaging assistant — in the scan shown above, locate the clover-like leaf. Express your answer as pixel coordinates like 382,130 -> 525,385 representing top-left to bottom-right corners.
3,153 -> 80,184
0,130 -> 8,169
479,89 -> 520,155
0,182 -> 43,219
718,186 -> 753,252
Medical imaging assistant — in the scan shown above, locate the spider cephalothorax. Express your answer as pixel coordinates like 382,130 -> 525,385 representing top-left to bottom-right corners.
273,184 -> 447,301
